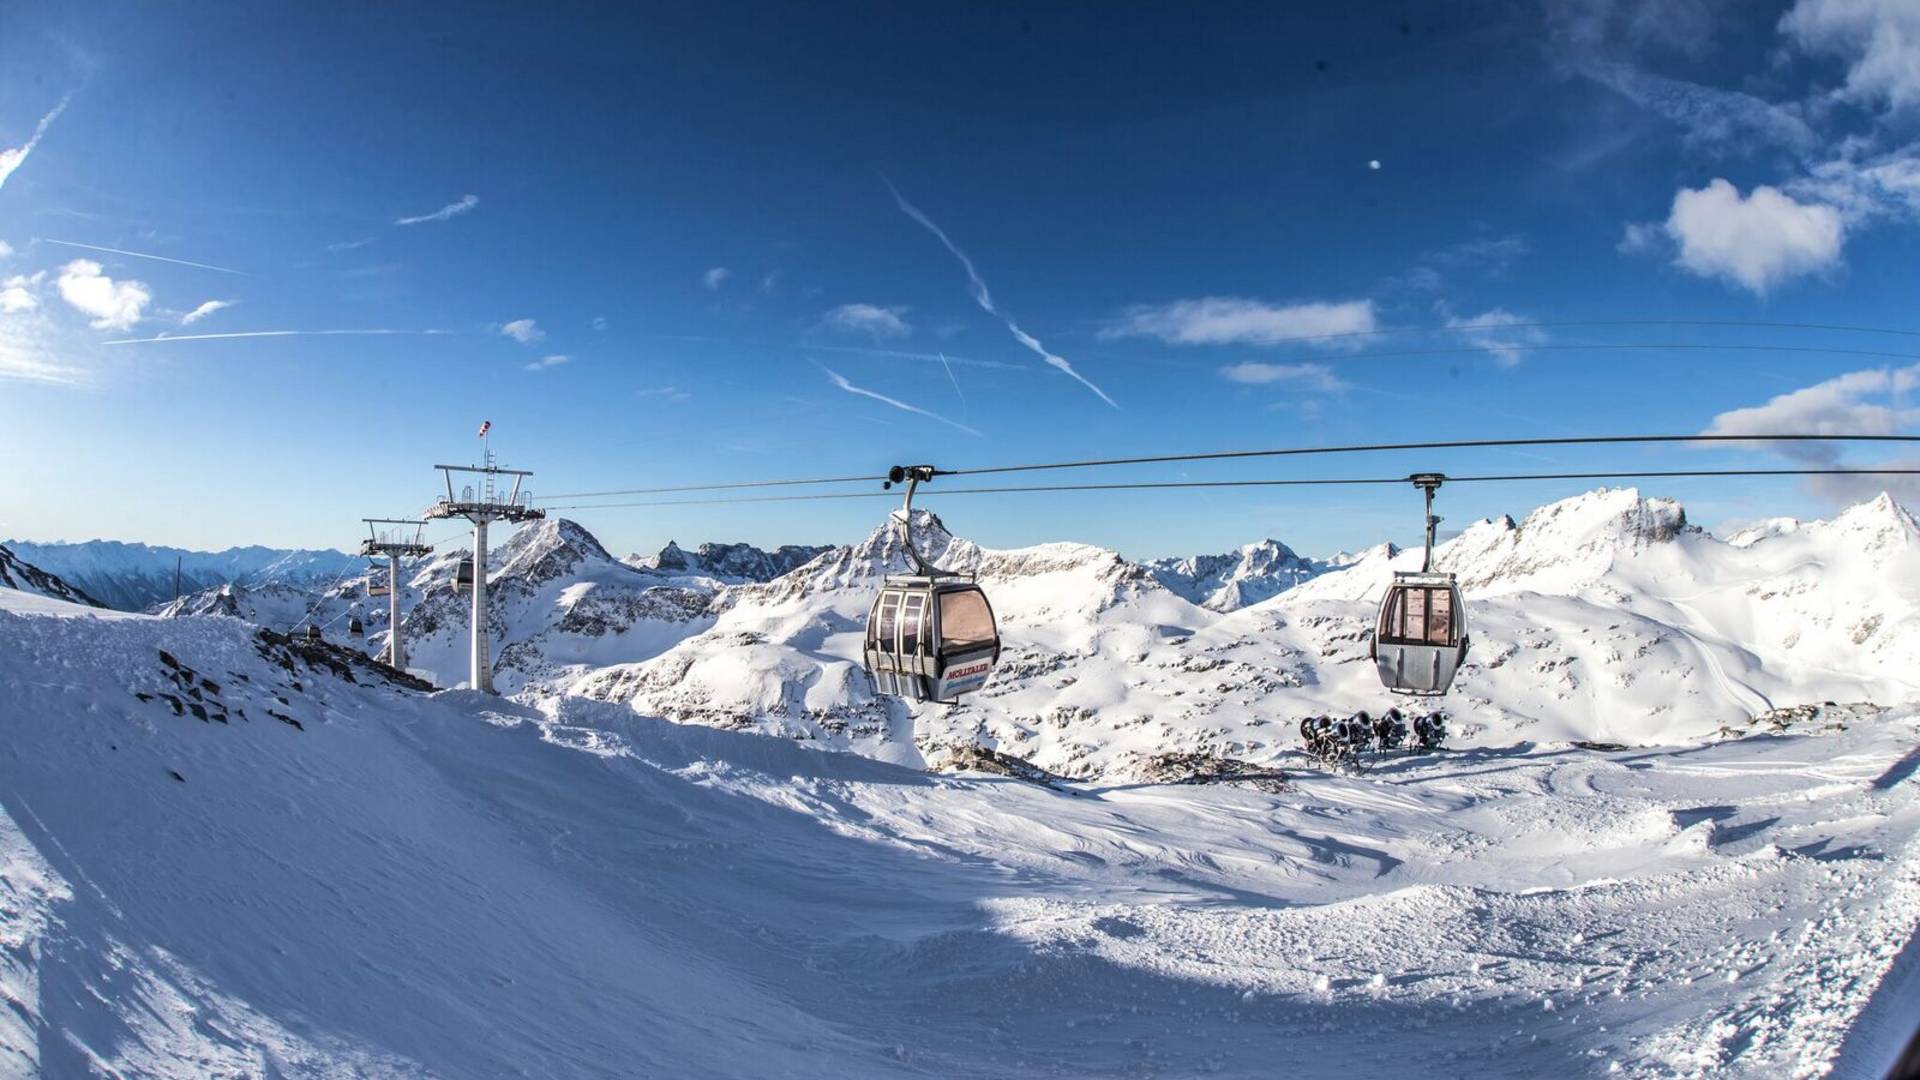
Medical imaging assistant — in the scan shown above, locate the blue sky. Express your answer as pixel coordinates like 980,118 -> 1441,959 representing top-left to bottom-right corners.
2,1 -> 1918,560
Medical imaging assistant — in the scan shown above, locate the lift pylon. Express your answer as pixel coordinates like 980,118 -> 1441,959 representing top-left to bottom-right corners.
422,448 -> 543,693
360,519 -> 434,671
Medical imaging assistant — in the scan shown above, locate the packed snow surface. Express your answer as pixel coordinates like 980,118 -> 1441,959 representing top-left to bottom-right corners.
2,588 -> 1918,1078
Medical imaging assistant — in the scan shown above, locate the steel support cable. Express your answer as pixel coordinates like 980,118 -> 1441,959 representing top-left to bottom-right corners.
541,467 -> 1920,511
535,434 -> 1920,502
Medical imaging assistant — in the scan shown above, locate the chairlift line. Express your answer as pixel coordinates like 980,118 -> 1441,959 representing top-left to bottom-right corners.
535,433 -> 1920,504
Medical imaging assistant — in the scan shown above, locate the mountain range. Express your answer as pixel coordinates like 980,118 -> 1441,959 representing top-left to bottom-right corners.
111,487 -> 1919,780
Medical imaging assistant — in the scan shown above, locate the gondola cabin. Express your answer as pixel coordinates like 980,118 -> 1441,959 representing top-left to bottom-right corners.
1372,571 -> 1468,695
454,557 -> 474,593
347,616 -> 364,639
864,577 -> 1000,704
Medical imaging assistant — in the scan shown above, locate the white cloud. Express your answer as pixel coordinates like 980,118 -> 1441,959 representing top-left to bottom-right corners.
0,96 -> 70,193
820,365 -> 981,437
499,318 -> 543,344
703,267 -> 730,290
0,272 -> 41,314
1704,363 -> 1920,502
637,385 -> 691,402
55,259 -> 151,330
1441,307 -> 1551,368
822,303 -> 913,339
590,316 -> 608,331
0,240 -> 12,259
524,354 -> 569,372
1219,362 -> 1347,390
180,299 -> 232,326
327,237 -> 376,253
889,181 -> 1118,409
1659,179 -> 1844,294
1781,0 -> 1920,113
1100,297 -> 1378,347
394,194 -> 479,226
1705,365 -> 1920,448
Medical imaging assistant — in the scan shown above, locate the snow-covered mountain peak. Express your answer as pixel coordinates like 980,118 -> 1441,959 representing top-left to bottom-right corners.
495,517 -> 619,587
0,545 -> 105,607
1146,538 -> 1328,612
628,539 -> 835,584
1438,488 -> 1690,593
1819,491 -> 1920,554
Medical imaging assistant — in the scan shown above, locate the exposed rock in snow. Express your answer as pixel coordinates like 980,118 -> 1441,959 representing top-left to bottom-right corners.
1146,539 -> 1329,611
0,544 -> 104,607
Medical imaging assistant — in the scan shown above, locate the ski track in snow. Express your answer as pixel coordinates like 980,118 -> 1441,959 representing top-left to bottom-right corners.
2,590 -> 1918,1078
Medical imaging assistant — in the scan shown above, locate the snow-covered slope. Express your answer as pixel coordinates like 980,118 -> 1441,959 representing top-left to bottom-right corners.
626,539 -> 833,583
1145,538 -> 1330,611
3,538 -> 362,611
2,588 -> 1918,1078
0,545 -> 105,607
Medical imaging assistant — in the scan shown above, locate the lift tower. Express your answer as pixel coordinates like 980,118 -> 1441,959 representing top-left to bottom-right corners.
423,453 -> 543,693
359,519 -> 434,671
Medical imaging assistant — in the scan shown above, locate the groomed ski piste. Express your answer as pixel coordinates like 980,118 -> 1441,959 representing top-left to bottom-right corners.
3,579 -> 1919,1078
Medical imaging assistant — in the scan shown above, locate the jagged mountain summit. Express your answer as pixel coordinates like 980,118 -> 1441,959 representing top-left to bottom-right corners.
2,537 -> 362,612
627,540 -> 833,583
0,544 -> 105,607
1145,538 -> 1330,611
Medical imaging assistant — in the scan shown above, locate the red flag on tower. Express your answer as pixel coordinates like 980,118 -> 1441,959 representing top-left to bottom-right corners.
476,420 -> 491,438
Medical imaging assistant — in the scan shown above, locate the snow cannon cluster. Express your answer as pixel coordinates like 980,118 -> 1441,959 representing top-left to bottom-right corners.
1299,708 -> 1446,770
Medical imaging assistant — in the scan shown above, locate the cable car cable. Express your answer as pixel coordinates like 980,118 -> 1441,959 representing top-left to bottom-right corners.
535,434 -> 1920,502
541,466 -> 1920,511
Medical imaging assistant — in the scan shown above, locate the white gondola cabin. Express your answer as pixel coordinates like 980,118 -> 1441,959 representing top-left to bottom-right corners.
862,465 -> 1002,704
1371,474 -> 1470,695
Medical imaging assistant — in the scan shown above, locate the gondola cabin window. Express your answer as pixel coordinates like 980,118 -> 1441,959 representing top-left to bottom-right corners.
899,592 -> 927,653
874,592 -> 900,648
939,589 -> 995,654
1380,585 -> 1457,646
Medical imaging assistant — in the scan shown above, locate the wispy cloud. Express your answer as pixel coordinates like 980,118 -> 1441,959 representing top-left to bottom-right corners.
637,384 -> 691,402
1100,297 -> 1378,348
0,240 -> 13,259
524,354 -> 569,372
56,259 -> 150,330
395,194 -> 479,226
1219,362 -> 1347,390
327,237 -> 377,253
101,329 -> 449,345
821,302 -> 912,339
499,318 -> 543,344
703,266 -> 730,290
180,299 -> 233,326
0,95 -> 71,193
39,238 -> 246,275
819,364 -> 982,437
886,180 -> 1118,409
1440,306 -> 1552,367
800,343 -> 1023,371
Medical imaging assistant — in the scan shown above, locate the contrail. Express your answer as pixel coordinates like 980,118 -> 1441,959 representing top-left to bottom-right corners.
937,350 -> 967,416
802,343 -> 1022,371
102,329 -> 449,345
819,364 -> 982,438
886,179 -> 1118,409
39,238 -> 246,275
0,96 -> 71,192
